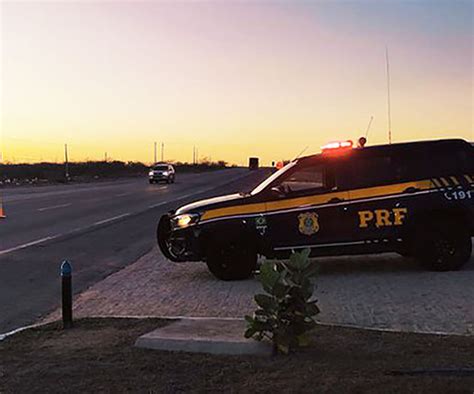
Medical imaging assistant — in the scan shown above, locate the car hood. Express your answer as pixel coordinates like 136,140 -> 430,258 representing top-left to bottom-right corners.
174,193 -> 246,216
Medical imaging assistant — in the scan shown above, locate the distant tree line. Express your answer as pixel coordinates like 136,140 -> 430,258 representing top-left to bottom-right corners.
0,159 -> 231,185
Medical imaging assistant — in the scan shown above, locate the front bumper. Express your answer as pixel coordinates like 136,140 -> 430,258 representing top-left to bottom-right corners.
157,214 -> 202,262
149,174 -> 170,180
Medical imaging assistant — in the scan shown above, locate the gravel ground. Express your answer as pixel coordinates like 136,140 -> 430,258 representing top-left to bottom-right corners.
3,318 -> 474,393
44,247 -> 474,335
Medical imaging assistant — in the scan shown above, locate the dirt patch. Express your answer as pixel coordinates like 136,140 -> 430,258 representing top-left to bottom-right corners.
1,318 -> 473,393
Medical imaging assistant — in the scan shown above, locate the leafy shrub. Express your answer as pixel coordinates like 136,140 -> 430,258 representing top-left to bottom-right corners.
244,249 -> 320,354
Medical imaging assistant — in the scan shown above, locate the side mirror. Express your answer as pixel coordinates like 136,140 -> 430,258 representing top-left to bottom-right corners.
271,185 -> 287,197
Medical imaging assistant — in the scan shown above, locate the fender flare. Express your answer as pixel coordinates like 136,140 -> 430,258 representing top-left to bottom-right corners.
402,207 -> 471,252
199,218 -> 260,257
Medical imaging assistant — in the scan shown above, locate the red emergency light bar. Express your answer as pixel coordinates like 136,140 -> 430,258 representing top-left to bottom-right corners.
321,140 -> 353,152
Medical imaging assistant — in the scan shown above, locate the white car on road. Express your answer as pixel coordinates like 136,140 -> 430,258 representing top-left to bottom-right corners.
149,163 -> 175,184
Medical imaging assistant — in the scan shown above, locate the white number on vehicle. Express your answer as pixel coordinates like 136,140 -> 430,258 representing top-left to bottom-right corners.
444,190 -> 473,201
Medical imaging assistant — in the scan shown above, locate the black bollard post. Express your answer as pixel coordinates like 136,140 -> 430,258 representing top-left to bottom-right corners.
61,260 -> 73,329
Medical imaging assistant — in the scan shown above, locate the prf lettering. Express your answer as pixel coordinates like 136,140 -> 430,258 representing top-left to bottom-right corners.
358,208 -> 408,228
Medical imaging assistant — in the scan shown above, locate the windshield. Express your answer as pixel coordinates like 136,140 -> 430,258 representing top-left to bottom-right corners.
250,161 -> 297,195
153,165 -> 168,171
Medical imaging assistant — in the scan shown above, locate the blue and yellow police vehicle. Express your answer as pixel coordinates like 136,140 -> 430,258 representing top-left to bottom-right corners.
157,138 -> 474,280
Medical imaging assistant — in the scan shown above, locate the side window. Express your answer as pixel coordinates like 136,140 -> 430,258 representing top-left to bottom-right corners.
391,152 -> 427,181
337,155 -> 395,189
429,148 -> 471,175
392,146 -> 472,180
336,144 -> 474,189
274,164 -> 333,194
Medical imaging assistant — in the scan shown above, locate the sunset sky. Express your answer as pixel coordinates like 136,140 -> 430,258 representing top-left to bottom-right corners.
1,0 -> 473,166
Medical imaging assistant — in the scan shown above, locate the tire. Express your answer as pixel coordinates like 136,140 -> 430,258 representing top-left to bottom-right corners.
411,221 -> 472,271
206,239 -> 257,281
149,179 -> 154,184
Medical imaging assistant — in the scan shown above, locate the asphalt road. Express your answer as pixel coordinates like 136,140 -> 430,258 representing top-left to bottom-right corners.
0,169 -> 271,333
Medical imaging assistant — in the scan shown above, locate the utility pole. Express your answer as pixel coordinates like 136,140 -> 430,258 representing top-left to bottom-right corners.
154,142 -> 157,163
64,144 -> 69,181
104,152 -> 107,162
161,142 -> 164,162
386,46 -> 392,144
193,146 -> 196,165
196,148 -> 198,164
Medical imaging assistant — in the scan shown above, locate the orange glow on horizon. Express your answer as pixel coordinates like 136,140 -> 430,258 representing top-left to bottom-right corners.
2,2 -> 472,167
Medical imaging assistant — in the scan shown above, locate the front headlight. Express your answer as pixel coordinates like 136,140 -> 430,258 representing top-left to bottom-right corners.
148,171 -> 154,176
162,171 -> 169,176
171,213 -> 200,229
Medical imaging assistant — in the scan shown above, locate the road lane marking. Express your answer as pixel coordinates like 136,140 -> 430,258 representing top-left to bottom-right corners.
147,186 -> 167,192
0,236 -> 55,256
37,203 -> 72,212
0,170 -> 251,256
93,213 -> 131,226
148,201 -> 169,208
146,191 -> 207,209
114,192 -> 132,197
0,213 -> 132,256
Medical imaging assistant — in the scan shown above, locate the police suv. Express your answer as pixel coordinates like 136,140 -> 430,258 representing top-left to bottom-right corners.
158,139 -> 474,280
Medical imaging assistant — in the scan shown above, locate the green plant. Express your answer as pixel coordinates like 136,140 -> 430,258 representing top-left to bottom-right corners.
244,249 -> 320,354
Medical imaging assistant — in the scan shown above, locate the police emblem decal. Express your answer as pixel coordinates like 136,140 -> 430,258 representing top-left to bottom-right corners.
255,215 -> 268,235
298,212 -> 319,235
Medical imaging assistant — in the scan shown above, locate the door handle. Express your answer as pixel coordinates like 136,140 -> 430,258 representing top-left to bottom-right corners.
403,187 -> 420,194
328,197 -> 344,203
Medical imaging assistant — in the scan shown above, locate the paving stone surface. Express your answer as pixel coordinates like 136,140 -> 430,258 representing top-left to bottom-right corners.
46,247 -> 474,335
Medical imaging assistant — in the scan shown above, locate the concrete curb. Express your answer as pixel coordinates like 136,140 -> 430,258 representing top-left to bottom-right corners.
135,317 -> 273,356
0,316 -> 246,342
81,315 -> 474,337
3,313 -> 471,344
0,322 -> 49,342
315,320 -> 473,337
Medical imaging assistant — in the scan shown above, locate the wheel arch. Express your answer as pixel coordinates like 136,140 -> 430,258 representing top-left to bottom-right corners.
403,206 -> 472,244
199,218 -> 264,257
403,206 -> 473,271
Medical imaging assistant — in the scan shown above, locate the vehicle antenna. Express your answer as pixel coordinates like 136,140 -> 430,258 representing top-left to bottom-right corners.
365,115 -> 374,139
385,46 -> 392,144
293,146 -> 309,161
